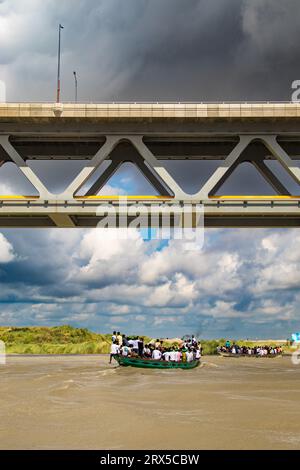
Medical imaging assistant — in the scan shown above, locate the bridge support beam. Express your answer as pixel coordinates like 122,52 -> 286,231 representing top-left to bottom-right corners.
59,136 -> 121,199
129,136 -> 188,199
196,135 -> 253,198
85,160 -> 121,196
0,136 -> 53,199
49,214 -> 76,227
261,136 -> 300,184
0,111 -> 299,229
251,159 -> 290,195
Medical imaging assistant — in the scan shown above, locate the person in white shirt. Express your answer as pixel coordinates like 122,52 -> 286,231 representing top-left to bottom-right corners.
186,350 -> 194,362
129,338 -> 139,354
152,348 -> 162,360
121,345 -> 130,357
109,341 -> 120,364
163,350 -> 171,361
175,350 -> 181,362
195,348 -> 201,360
169,349 -> 177,361
143,345 -> 151,358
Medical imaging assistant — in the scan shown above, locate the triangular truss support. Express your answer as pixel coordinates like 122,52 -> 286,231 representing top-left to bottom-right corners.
0,135 -> 53,199
196,135 -> 300,198
0,134 -> 299,203
60,135 -> 187,199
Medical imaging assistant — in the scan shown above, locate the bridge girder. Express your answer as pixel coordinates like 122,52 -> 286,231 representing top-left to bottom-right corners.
0,102 -> 299,228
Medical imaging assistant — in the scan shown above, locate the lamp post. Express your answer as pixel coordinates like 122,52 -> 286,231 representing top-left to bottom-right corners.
56,24 -> 64,103
73,71 -> 78,103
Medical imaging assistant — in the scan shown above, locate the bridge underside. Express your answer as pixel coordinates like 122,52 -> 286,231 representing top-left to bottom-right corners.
0,209 -> 299,228
0,103 -> 299,228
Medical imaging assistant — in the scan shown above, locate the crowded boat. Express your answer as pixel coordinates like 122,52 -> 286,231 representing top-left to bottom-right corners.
217,341 -> 283,357
109,331 -> 202,365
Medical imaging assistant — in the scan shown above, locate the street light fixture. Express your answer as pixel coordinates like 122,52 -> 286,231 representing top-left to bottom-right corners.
56,24 -> 64,103
73,71 -> 78,103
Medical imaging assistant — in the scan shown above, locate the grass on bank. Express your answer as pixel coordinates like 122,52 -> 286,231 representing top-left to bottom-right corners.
0,325 -> 291,355
0,325 -> 112,354
0,325 -> 150,355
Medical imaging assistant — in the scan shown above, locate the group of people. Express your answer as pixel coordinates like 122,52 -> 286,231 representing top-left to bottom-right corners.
109,331 -> 202,364
218,342 -> 283,356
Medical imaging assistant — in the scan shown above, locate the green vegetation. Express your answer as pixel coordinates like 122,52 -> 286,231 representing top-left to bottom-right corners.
200,339 -> 226,355
0,325 -> 111,354
0,326 -> 153,355
200,338 -> 290,354
0,326 -> 291,355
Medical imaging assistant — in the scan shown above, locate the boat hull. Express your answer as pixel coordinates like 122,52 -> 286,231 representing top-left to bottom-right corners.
115,355 -> 200,369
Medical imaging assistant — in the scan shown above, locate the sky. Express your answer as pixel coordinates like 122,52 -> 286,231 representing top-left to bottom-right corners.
0,0 -> 300,338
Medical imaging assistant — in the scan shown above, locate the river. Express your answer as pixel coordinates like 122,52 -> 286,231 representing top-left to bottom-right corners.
0,355 -> 300,449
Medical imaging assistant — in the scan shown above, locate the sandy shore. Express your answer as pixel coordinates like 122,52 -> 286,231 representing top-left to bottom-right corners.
0,355 -> 300,450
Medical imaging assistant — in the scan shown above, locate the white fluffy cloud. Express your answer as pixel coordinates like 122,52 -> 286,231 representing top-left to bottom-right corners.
1,226 -> 299,338
0,182 -> 12,194
252,232 -> 300,293
0,233 -> 15,262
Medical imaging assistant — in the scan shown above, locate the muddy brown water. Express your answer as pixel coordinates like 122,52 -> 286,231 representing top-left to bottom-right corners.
0,355 -> 300,449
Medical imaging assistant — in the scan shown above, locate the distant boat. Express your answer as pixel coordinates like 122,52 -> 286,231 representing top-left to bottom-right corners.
218,351 -> 282,358
115,355 -> 200,369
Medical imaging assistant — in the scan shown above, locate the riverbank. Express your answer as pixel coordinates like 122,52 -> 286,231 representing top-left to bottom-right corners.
0,326 -> 291,355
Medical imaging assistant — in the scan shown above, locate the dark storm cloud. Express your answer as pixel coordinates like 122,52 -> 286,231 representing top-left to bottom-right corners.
1,0 -> 300,101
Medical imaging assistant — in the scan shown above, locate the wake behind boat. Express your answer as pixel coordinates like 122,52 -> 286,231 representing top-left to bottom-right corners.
115,355 -> 200,369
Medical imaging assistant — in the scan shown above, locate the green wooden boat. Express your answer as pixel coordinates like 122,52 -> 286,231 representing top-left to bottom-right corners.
115,355 -> 200,369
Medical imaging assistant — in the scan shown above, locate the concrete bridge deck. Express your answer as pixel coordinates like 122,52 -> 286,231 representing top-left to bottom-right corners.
1,101 -> 300,119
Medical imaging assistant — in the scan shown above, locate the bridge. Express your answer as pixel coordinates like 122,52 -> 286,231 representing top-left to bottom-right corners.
0,102 -> 299,228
